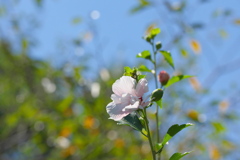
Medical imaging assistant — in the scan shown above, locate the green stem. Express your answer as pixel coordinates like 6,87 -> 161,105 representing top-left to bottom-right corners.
143,109 -> 156,160
151,40 -> 161,160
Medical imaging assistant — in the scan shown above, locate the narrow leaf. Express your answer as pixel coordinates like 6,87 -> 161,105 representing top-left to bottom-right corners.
169,152 -> 191,160
162,123 -> 193,146
160,50 -> 175,69
137,50 -> 151,60
138,65 -> 152,72
130,0 -> 150,13
180,49 -> 188,57
165,75 -> 193,88
117,112 -> 144,132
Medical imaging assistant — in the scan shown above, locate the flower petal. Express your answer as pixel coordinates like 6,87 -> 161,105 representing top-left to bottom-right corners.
112,76 -> 136,96
135,78 -> 148,97
123,101 -> 140,111
106,102 -> 132,121
111,94 -> 121,104
140,101 -> 151,109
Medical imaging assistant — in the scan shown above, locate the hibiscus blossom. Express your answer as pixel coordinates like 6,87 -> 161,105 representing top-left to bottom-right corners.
106,76 -> 149,121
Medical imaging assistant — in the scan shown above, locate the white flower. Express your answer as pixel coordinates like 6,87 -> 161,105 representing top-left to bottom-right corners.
106,76 -> 149,121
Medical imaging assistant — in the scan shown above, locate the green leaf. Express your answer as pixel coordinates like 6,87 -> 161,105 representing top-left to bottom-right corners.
156,99 -> 162,109
123,67 -> 139,80
160,50 -> 175,69
138,65 -> 152,72
212,122 -> 226,133
136,50 -> 151,60
137,75 -> 146,81
72,17 -> 82,25
164,75 -> 193,88
123,66 -> 133,76
180,49 -> 188,57
117,112 -> 145,132
130,0 -> 150,13
162,123 -> 193,146
144,28 -> 161,41
169,152 -> 191,160
35,0 -> 42,7
57,95 -> 74,112
22,38 -> 29,51
155,143 -> 163,151
150,28 -> 161,39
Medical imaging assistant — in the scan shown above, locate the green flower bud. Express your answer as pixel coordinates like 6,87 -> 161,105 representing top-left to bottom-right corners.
151,89 -> 163,102
156,41 -> 162,50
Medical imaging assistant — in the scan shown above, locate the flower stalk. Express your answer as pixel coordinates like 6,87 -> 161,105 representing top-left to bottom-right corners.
142,109 -> 156,160
151,39 -> 161,160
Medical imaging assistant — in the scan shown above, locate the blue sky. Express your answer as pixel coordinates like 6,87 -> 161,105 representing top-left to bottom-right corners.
2,0 -> 239,97
4,0 -> 238,104
1,0 -> 240,158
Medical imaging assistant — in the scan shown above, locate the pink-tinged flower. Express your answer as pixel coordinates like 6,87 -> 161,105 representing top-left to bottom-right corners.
106,76 -> 149,121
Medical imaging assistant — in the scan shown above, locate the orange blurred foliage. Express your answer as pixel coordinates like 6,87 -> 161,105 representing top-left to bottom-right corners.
83,116 -> 95,129
114,138 -> 125,148
209,145 -> 221,160
189,77 -> 201,92
189,39 -> 201,54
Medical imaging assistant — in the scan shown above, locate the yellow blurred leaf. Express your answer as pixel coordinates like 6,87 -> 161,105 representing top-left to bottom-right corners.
180,48 -> 188,57
234,19 -> 240,25
219,29 -> 228,38
62,145 -> 77,158
189,39 -> 201,54
187,109 -> 199,121
209,145 -> 221,160
189,77 -> 201,91
83,116 -> 95,129
59,127 -> 72,137
72,17 -> 81,25
222,140 -> 235,150
145,23 -> 157,35
114,138 -> 125,148
90,129 -> 99,136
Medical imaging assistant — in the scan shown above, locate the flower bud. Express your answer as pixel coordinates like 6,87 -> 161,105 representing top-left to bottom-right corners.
158,71 -> 170,86
151,89 -> 163,102
155,41 -> 162,50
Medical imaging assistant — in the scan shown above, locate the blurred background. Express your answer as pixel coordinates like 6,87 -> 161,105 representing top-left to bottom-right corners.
0,0 -> 240,159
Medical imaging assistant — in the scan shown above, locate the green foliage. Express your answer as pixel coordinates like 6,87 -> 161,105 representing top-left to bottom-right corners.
151,89 -> 163,101
131,0 -> 151,13
156,99 -> 162,109
155,42 -> 162,50
144,28 -> 161,42
136,50 -> 152,60
160,50 -> 175,69
169,152 -> 191,160
164,75 -> 193,88
72,17 -> 82,25
138,65 -> 152,72
117,112 -> 145,133
161,124 -> 193,148
123,66 -> 145,81
211,122 -> 226,134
